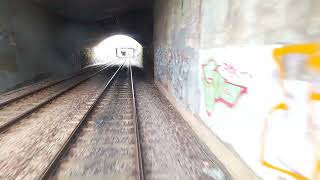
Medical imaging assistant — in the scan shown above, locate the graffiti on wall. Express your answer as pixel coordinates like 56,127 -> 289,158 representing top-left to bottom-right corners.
202,59 -> 250,116
155,48 -> 191,63
155,48 -> 167,85
155,47 -> 192,101
168,49 -> 190,101
261,44 -> 320,179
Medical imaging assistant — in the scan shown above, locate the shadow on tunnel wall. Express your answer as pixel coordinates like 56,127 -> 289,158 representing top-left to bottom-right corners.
0,0 -> 82,93
0,0 -> 154,94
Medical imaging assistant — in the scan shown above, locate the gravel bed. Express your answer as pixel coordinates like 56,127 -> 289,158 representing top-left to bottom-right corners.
133,69 -> 230,180
51,68 -> 139,180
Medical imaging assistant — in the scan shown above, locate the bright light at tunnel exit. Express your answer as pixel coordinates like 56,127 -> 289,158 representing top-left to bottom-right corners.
93,35 -> 143,67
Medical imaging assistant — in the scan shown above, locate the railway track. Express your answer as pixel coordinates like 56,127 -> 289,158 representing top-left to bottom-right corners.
0,61 -> 118,133
0,59 -> 232,180
0,61 -> 126,179
40,60 -> 144,180
0,65 -> 102,107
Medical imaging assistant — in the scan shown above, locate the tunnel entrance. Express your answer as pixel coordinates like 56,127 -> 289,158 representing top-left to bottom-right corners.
92,35 -> 143,68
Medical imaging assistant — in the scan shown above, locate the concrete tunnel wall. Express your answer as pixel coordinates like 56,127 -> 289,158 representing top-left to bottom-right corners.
2,0 -> 319,178
0,0 -> 90,93
153,0 -> 320,179
0,1 -> 153,93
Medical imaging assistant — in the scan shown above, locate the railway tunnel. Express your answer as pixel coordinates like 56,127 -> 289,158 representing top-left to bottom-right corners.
1,0 -> 320,180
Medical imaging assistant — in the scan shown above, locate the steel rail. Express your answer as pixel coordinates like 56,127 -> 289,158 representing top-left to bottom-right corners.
38,60 -> 126,180
129,59 -> 145,180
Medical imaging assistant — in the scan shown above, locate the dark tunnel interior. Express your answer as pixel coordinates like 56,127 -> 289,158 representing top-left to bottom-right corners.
0,0 -> 154,93
1,0 -> 319,179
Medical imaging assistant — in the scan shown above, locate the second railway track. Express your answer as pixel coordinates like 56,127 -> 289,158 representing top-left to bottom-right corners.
0,61 -> 118,133
0,65 -> 103,107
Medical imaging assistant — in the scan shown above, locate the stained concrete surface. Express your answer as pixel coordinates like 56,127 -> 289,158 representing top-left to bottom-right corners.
153,1 -> 320,178
0,0 -> 82,93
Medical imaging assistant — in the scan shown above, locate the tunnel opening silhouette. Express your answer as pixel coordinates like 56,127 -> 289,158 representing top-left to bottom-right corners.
92,35 -> 143,68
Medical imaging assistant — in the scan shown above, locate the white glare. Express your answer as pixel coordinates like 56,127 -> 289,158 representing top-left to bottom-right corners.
93,35 -> 143,67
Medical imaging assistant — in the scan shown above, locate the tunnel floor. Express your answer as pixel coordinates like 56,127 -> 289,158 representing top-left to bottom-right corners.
133,71 -> 231,180
0,64 -> 231,180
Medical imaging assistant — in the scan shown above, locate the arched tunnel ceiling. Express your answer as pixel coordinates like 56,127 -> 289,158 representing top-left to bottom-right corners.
31,0 -> 153,46
32,0 -> 153,22
23,0 -> 154,73
31,0 -> 154,47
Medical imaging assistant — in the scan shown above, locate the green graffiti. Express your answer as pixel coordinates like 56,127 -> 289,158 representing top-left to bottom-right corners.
202,60 -> 247,116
